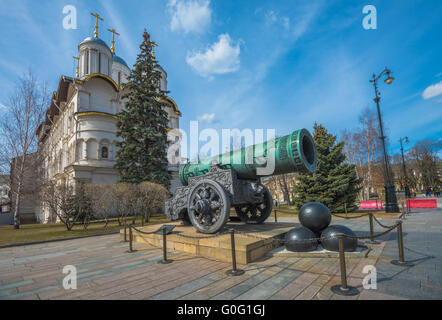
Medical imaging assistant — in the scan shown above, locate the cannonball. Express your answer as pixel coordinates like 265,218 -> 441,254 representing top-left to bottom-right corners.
285,226 -> 319,252
299,202 -> 331,233
320,225 -> 358,252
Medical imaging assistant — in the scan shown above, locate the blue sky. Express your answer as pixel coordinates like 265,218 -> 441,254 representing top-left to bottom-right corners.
0,0 -> 441,158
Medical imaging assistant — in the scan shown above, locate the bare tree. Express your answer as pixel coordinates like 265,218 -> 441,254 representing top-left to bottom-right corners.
408,139 -> 441,189
86,184 -> 114,227
265,173 -> 296,205
341,107 -> 385,201
40,181 -> 79,231
0,71 -> 48,229
137,181 -> 169,223
111,183 -> 133,225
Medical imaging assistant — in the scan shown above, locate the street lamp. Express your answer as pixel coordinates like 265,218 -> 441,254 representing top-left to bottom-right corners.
399,137 -> 410,200
370,67 -> 400,213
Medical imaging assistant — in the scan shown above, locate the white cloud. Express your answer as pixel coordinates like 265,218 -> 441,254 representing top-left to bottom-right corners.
168,0 -> 211,34
266,10 -> 278,23
422,81 -> 442,99
0,103 -> 8,111
186,34 -> 240,78
198,113 -> 216,123
265,10 -> 290,30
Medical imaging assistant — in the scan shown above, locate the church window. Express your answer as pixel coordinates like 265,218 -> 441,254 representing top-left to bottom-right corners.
101,146 -> 109,159
118,72 -> 121,88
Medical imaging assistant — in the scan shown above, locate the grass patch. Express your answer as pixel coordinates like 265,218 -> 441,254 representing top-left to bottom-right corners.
0,214 -> 169,247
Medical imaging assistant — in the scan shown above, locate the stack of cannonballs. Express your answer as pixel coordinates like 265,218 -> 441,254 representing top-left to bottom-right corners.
285,202 -> 358,252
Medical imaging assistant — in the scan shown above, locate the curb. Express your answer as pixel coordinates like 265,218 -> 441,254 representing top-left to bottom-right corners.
0,231 -> 120,250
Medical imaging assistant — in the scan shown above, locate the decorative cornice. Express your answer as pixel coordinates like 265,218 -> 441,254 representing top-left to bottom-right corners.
158,96 -> 181,116
77,73 -> 120,92
75,111 -> 119,120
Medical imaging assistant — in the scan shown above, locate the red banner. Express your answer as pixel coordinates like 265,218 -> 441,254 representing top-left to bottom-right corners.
408,199 -> 437,208
360,200 -> 383,209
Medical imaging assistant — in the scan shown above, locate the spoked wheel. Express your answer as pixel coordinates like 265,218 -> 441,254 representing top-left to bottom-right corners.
188,180 -> 231,234
235,186 -> 273,224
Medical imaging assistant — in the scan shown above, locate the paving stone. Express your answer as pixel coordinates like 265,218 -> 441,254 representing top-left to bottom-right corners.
234,268 -> 302,300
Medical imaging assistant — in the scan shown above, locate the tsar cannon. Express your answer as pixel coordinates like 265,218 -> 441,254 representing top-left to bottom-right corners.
165,128 -> 317,233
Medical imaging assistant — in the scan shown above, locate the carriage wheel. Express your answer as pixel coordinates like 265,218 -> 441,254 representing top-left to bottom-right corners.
235,186 -> 273,224
187,180 -> 231,234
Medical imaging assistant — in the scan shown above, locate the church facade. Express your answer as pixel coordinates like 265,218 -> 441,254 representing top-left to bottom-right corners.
35,27 -> 181,223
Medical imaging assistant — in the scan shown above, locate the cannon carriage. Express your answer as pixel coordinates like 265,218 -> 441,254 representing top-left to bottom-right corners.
165,128 -> 317,233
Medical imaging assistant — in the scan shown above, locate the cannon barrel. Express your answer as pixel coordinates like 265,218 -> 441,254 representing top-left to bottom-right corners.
179,128 -> 317,186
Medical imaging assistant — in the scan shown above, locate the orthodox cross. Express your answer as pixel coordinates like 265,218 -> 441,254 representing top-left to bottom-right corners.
73,56 -> 80,77
90,12 -> 103,37
151,41 -> 158,60
107,28 -> 120,54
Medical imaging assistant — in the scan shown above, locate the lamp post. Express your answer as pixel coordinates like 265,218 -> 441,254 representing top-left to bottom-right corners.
370,67 -> 400,213
399,137 -> 410,199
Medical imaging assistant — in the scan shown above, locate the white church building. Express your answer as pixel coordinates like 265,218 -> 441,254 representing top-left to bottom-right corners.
35,24 -> 182,223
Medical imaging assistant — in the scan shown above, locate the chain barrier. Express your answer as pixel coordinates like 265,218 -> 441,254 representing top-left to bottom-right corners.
331,212 -> 371,219
130,218 -> 400,244
172,230 -> 232,239
342,223 -> 399,240
372,215 -> 399,229
130,225 -> 163,235
232,220 -> 401,243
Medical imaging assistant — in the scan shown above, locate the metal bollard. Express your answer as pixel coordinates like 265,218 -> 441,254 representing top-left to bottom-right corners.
400,203 -> 406,220
274,209 -> 278,223
158,228 -> 171,264
127,225 -> 136,253
391,221 -> 413,267
398,222 -> 404,263
124,220 -> 127,242
338,235 -> 348,289
368,212 -> 379,244
226,229 -> 245,276
330,234 -> 359,296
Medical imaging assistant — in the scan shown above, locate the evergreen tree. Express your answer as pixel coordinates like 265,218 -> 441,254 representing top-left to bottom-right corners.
115,30 -> 171,188
293,123 -> 362,212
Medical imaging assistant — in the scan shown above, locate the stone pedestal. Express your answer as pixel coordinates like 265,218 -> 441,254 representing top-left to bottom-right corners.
121,222 -> 295,264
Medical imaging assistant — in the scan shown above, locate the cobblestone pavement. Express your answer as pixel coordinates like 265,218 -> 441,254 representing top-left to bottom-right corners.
0,209 -> 441,300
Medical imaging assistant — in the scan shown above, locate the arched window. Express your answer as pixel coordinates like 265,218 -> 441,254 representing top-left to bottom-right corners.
101,146 -> 109,159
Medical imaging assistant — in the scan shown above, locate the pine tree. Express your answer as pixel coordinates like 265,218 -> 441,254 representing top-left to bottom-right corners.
115,30 -> 171,188
293,123 -> 362,212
